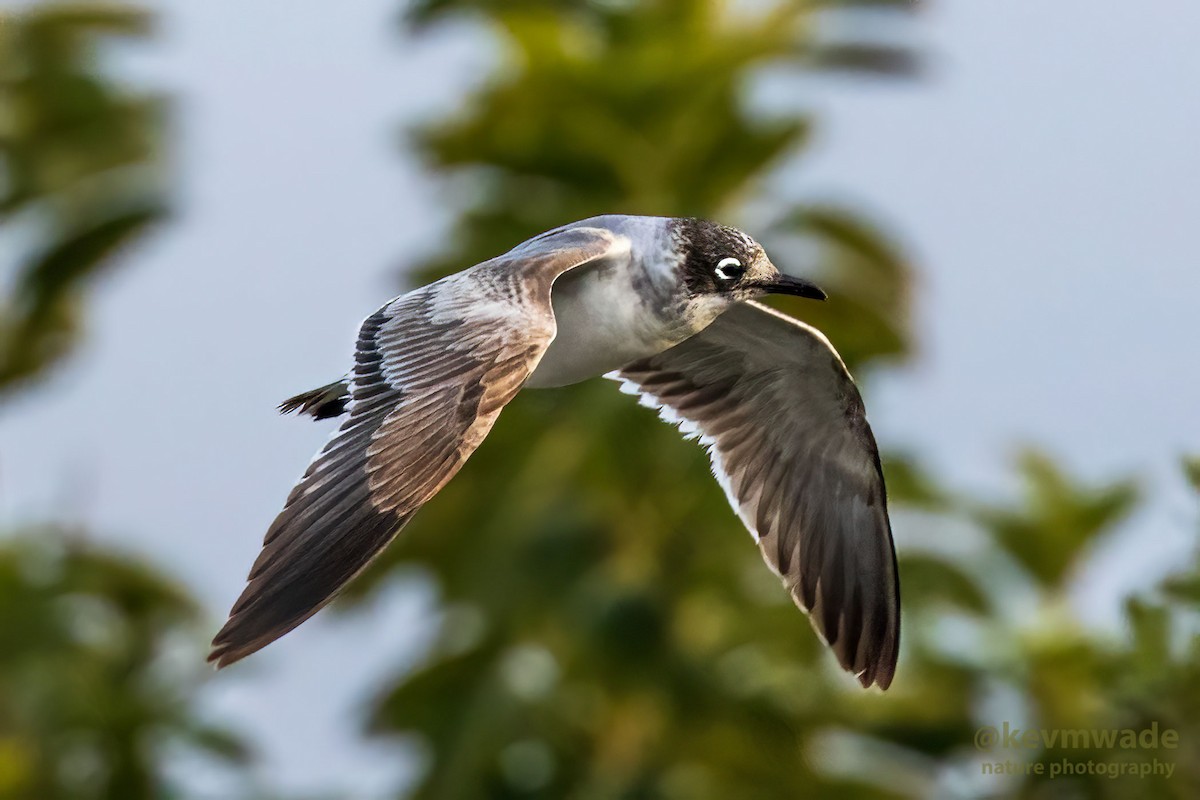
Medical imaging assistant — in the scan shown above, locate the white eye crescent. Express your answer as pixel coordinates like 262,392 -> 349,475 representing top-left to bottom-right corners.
714,257 -> 744,281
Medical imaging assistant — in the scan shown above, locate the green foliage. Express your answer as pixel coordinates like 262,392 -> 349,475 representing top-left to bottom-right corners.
0,8 -> 260,800
0,3 -> 167,396
974,450 -> 1140,590
404,0 -> 916,376
1184,455 -> 1200,494
334,3 -> 1200,799
0,532 -> 250,800
0,3 -> 1194,800
352,1 -> 913,798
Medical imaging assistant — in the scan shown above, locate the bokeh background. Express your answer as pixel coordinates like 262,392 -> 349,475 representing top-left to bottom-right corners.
2,1 -> 1199,798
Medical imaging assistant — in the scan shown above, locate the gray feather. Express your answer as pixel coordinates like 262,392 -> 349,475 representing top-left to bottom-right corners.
210,226 -> 626,667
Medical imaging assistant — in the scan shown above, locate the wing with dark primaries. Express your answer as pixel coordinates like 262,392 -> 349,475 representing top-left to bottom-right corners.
210,227 -> 625,667
611,301 -> 900,689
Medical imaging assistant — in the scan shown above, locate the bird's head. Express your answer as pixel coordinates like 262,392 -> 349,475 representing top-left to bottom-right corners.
672,218 -> 825,316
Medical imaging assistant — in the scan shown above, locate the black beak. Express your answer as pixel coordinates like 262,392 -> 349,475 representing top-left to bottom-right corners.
756,274 -> 827,301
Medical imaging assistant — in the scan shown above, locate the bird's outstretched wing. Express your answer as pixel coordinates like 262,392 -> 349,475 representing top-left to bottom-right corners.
210,227 -> 628,667
609,301 -> 900,689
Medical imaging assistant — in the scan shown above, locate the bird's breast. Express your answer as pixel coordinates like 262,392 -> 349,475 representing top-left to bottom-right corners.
524,258 -> 691,388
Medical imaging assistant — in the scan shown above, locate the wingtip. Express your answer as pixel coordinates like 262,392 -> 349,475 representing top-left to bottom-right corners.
207,628 -> 242,670
854,631 -> 900,690
840,647 -> 897,691
208,610 -> 266,670
206,647 -> 228,669
858,661 -> 896,691
845,623 -> 899,691
207,625 -> 268,669
798,585 -> 899,691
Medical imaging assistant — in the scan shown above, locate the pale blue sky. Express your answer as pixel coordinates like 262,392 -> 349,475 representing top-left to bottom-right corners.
2,1 -> 1198,797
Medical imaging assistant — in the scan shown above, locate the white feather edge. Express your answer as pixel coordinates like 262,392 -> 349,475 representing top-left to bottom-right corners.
604,371 -> 780,569
602,369 -> 835,629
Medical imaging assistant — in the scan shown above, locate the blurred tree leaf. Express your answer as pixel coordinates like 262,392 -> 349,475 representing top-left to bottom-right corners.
0,8 -> 281,800
973,450 -> 1139,591
1161,572 -> 1200,605
898,553 -> 988,614
806,43 -> 921,77
0,3 -> 167,399
879,452 -> 950,511
0,203 -> 159,387
0,532 -> 251,800
1184,454 -> 1200,494
1124,597 -> 1170,676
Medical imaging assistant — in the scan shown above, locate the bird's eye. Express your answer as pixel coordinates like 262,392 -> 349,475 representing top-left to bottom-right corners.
714,257 -> 745,282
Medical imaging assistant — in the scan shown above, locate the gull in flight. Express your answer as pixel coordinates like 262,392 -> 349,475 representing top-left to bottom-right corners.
211,215 -> 900,689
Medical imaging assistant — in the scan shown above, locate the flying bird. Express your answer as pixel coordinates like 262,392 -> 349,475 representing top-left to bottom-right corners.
210,215 -> 900,688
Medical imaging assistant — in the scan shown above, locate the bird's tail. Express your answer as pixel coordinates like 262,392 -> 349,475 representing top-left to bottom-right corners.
278,380 -> 350,420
